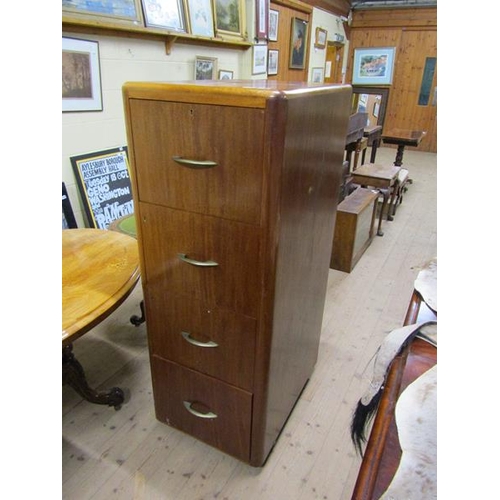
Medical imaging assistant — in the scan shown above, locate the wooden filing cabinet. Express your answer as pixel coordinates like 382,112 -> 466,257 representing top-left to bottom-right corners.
330,187 -> 379,273
122,80 -> 351,466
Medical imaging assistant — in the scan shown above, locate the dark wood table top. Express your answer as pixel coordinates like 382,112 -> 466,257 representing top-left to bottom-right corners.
363,125 -> 382,137
352,163 -> 401,183
382,128 -> 426,146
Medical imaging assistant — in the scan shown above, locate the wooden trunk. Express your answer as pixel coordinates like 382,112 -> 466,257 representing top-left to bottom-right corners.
123,80 -> 351,466
331,187 -> 378,273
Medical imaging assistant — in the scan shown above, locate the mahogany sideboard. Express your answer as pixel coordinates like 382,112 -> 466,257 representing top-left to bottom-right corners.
123,80 -> 352,466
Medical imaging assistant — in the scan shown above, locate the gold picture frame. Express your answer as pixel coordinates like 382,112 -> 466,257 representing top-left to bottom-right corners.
314,27 -> 327,49
213,0 -> 246,40
62,0 -> 144,27
195,56 -> 218,80
289,17 -> 308,70
141,0 -> 188,32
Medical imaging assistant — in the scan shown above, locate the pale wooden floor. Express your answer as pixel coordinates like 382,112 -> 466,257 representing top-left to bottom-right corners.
62,146 -> 437,500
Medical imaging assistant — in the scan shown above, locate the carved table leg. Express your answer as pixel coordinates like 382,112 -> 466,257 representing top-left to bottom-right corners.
376,188 -> 390,237
62,344 -> 124,410
394,145 -> 405,166
130,300 -> 146,326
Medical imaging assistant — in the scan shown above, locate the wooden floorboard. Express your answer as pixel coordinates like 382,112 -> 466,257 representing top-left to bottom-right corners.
62,147 -> 437,500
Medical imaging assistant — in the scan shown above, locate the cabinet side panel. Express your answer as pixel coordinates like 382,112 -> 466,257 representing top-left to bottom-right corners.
261,88 -> 352,462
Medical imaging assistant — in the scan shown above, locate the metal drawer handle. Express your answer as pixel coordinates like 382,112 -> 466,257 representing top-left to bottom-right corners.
181,331 -> 218,348
172,156 -> 218,169
178,253 -> 218,267
183,401 -> 218,419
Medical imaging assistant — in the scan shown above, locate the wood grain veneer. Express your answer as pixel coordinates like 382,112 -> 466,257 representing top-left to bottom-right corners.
123,80 -> 351,466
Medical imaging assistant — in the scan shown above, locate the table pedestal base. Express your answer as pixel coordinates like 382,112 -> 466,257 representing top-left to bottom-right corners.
130,300 -> 146,326
62,344 -> 124,410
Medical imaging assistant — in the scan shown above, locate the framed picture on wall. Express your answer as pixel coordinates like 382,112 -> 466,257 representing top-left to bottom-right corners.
62,182 -> 78,229
141,0 -> 187,32
195,56 -> 218,79
314,27 -> 327,49
70,147 -> 134,230
268,9 -> 279,42
252,44 -> 268,75
62,37 -> 103,113
186,0 -> 215,37
268,49 -> 278,75
289,17 -> 308,70
311,67 -> 324,83
213,0 -> 245,39
255,0 -> 269,40
62,0 -> 144,26
219,69 -> 234,79
352,47 -> 396,85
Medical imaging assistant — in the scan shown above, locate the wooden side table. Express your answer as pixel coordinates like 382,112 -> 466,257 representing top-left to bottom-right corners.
351,163 -> 401,236
382,128 -> 426,167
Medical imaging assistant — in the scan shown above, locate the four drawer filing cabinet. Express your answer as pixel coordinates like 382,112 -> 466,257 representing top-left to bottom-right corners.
123,80 -> 351,466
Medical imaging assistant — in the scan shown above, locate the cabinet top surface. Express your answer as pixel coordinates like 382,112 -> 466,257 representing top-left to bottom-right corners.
123,80 -> 352,107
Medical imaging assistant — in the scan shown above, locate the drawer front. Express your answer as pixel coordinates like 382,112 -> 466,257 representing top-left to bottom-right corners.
151,356 -> 252,462
129,99 -> 265,225
139,202 -> 261,318
145,287 -> 256,391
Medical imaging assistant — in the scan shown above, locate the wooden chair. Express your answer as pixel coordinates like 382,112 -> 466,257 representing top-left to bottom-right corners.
108,214 -> 145,326
345,112 -> 368,172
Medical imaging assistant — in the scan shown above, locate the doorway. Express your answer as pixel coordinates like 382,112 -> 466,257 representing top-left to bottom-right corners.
324,42 -> 344,84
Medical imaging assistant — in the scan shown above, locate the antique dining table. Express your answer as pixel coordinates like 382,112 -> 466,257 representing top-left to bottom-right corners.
62,228 -> 140,409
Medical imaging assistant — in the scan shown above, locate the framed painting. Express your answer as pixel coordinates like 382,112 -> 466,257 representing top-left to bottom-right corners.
314,27 -> 327,49
255,0 -> 269,41
62,37 -> 102,112
289,17 -> 308,70
311,67 -> 324,83
352,47 -> 396,86
62,0 -> 144,26
267,49 -> 278,76
213,0 -> 245,39
141,0 -> 187,32
252,44 -> 268,75
195,56 -> 218,79
186,0 -> 214,37
219,69 -> 234,79
70,147 -> 134,230
268,9 -> 279,42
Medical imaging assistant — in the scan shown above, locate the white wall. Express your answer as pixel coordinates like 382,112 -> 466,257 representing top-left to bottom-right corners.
62,31 -> 250,226
307,8 -> 348,83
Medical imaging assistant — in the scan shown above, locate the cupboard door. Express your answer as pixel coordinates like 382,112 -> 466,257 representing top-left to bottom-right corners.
139,202 -> 262,318
151,356 -> 253,462
129,99 -> 265,225
145,288 -> 256,390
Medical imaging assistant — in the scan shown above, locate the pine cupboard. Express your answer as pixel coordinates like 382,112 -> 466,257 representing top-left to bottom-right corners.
122,80 -> 351,466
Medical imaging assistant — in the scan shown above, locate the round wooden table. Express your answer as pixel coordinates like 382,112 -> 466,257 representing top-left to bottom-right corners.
62,228 -> 140,409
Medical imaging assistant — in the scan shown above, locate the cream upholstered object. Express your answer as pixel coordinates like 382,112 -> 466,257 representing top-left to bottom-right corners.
380,365 -> 437,500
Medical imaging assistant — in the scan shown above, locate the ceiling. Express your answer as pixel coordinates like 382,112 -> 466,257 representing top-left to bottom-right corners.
351,0 -> 437,9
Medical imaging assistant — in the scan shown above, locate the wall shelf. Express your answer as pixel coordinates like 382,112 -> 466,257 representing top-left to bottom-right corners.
62,17 -> 252,55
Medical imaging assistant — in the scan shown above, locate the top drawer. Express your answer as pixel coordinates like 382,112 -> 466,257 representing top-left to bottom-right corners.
129,99 -> 265,225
